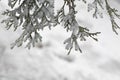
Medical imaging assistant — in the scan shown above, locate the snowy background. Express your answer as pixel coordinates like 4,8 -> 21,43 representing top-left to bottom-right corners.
0,0 -> 120,80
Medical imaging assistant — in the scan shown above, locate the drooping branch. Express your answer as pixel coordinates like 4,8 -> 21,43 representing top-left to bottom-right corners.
88,0 -> 120,34
105,0 -> 120,35
88,0 -> 104,18
56,0 -> 100,54
2,0 -> 55,49
1,0 -> 120,54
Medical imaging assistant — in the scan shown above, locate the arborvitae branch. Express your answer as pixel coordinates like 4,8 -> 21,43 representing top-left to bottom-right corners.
56,0 -> 100,54
1,0 -> 120,54
105,0 -> 120,35
88,0 -> 104,18
2,0 -> 55,49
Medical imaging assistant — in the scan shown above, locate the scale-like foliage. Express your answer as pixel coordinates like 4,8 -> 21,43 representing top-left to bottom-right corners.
1,0 -> 120,54
2,0 -> 55,49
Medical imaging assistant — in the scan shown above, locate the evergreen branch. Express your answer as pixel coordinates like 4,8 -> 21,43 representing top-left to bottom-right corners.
105,0 -> 120,35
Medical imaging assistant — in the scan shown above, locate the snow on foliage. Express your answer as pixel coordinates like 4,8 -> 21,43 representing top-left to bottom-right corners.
1,0 -> 120,54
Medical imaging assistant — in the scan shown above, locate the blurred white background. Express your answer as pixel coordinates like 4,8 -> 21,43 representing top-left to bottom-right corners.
0,0 -> 120,80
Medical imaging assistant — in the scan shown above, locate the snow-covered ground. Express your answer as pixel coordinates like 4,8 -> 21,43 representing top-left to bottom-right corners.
0,0 -> 120,80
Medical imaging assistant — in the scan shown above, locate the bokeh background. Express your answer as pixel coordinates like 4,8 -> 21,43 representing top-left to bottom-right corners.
0,0 -> 120,80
